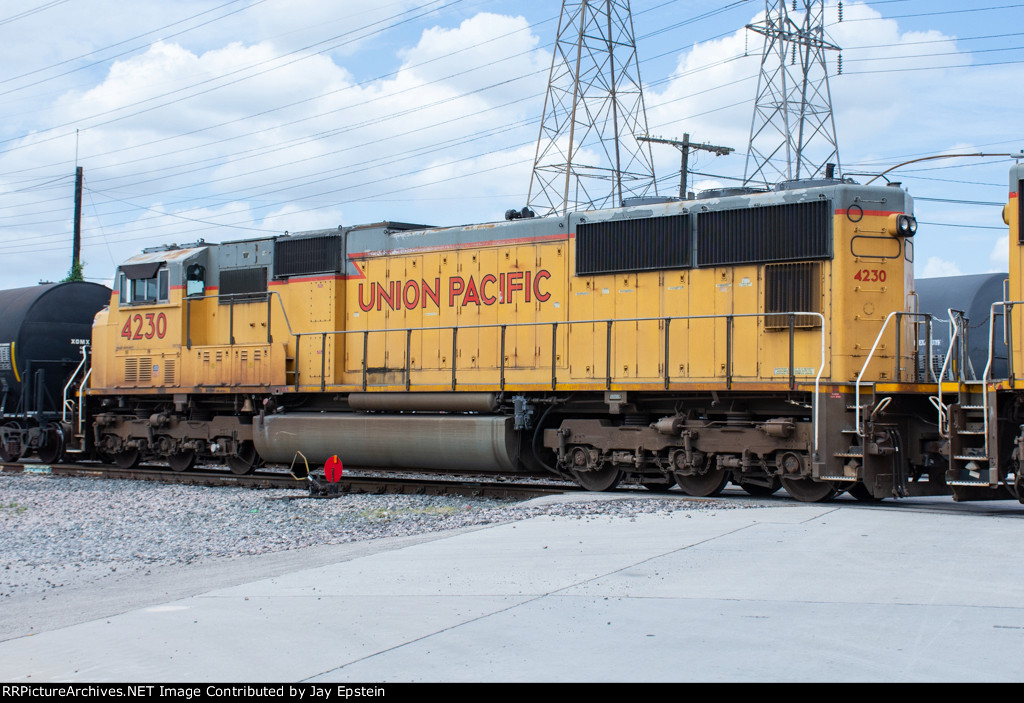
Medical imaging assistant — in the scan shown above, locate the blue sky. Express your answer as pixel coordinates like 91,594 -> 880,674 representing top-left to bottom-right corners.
0,0 -> 1021,287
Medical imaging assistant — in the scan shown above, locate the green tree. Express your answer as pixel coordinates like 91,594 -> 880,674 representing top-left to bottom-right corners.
61,259 -> 84,282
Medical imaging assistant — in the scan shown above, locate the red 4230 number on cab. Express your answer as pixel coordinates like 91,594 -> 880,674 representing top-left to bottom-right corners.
120,312 -> 167,340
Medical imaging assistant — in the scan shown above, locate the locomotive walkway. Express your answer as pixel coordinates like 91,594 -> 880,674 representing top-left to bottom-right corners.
1,493 -> 1022,683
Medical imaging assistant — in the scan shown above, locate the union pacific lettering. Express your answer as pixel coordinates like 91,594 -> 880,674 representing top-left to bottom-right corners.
358,270 -> 551,312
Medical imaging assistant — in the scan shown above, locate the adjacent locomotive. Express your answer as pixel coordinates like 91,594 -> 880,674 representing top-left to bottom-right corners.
77,176 -> 946,503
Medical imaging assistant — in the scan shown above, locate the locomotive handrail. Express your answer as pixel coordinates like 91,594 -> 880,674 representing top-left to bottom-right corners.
286,312 -> 823,337
979,300 -> 1024,457
182,292 -> 827,453
61,345 -> 89,424
936,308 -> 968,438
78,367 -> 91,443
285,311 -> 827,454
855,311 -> 933,438
184,290 -> 299,350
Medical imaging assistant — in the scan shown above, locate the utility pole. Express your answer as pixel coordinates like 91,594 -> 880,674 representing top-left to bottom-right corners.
637,133 -> 734,199
72,165 -> 83,273
527,0 -> 657,216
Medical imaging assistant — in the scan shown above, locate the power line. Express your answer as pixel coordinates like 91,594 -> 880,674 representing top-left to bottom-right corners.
843,57 -> 1024,74
919,221 -> 1007,230
0,0 -> 72,28
0,2 -> 550,180
3,0 -> 1023,259
0,0 -> 465,152
915,197 -> 1006,206
0,0 -> 264,94
833,3 -> 1024,23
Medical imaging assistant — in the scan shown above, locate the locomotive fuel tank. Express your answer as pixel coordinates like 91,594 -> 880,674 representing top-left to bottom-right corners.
252,413 -> 521,472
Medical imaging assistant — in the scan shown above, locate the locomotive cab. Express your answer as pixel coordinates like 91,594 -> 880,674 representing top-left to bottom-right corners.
89,241 -> 287,472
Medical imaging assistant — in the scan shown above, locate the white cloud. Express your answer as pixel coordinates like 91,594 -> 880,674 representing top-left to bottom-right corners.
0,9 -> 552,286
921,256 -> 963,278
1,1 -> 1021,287
990,235 -> 1010,270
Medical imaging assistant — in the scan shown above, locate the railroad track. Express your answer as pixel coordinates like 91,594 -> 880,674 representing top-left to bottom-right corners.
0,461 -> 576,500
3,461 -> 1019,514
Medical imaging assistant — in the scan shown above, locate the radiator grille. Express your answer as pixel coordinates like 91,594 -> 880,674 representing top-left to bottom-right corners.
275,235 -> 342,278
697,200 -> 831,266
219,267 -> 267,304
576,214 -> 690,275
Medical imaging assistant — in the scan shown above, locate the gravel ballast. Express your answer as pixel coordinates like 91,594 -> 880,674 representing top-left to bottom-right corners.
0,473 -> 749,600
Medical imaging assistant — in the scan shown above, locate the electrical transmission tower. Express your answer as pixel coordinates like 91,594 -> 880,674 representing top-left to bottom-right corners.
526,0 -> 657,217
743,0 -> 842,187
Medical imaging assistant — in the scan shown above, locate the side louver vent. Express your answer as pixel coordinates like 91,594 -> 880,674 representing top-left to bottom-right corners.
764,262 -> 822,328
124,357 -> 153,384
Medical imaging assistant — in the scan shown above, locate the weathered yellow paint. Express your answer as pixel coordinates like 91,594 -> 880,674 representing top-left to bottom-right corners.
1009,186 -> 1024,383
90,207 -> 916,396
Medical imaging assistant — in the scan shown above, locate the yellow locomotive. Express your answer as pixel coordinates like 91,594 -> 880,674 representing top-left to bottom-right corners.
79,175 -> 951,503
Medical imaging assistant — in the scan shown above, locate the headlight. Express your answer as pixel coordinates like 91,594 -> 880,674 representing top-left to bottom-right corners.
887,213 -> 917,237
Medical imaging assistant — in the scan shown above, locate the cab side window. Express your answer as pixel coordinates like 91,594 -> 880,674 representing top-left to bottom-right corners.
186,264 -> 206,297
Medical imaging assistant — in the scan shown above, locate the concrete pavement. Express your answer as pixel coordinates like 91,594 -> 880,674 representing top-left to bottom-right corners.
1,496 -> 1022,682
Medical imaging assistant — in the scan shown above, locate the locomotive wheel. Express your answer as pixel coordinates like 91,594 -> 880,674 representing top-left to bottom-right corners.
739,477 -> 781,496
572,465 -> 622,492
847,482 -> 883,502
0,422 -> 23,462
226,441 -> 260,476
674,466 -> 729,497
36,425 -> 65,464
780,475 -> 837,503
168,450 -> 197,473
113,448 -> 142,470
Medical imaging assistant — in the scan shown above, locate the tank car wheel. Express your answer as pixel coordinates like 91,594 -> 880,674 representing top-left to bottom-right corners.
0,422 -> 24,462
36,425 -> 65,464
780,476 -> 837,503
674,466 -> 729,497
113,448 -> 142,470
226,441 -> 260,476
168,450 -> 197,473
572,465 -> 623,492
847,482 -> 884,502
739,476 -> 781,496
